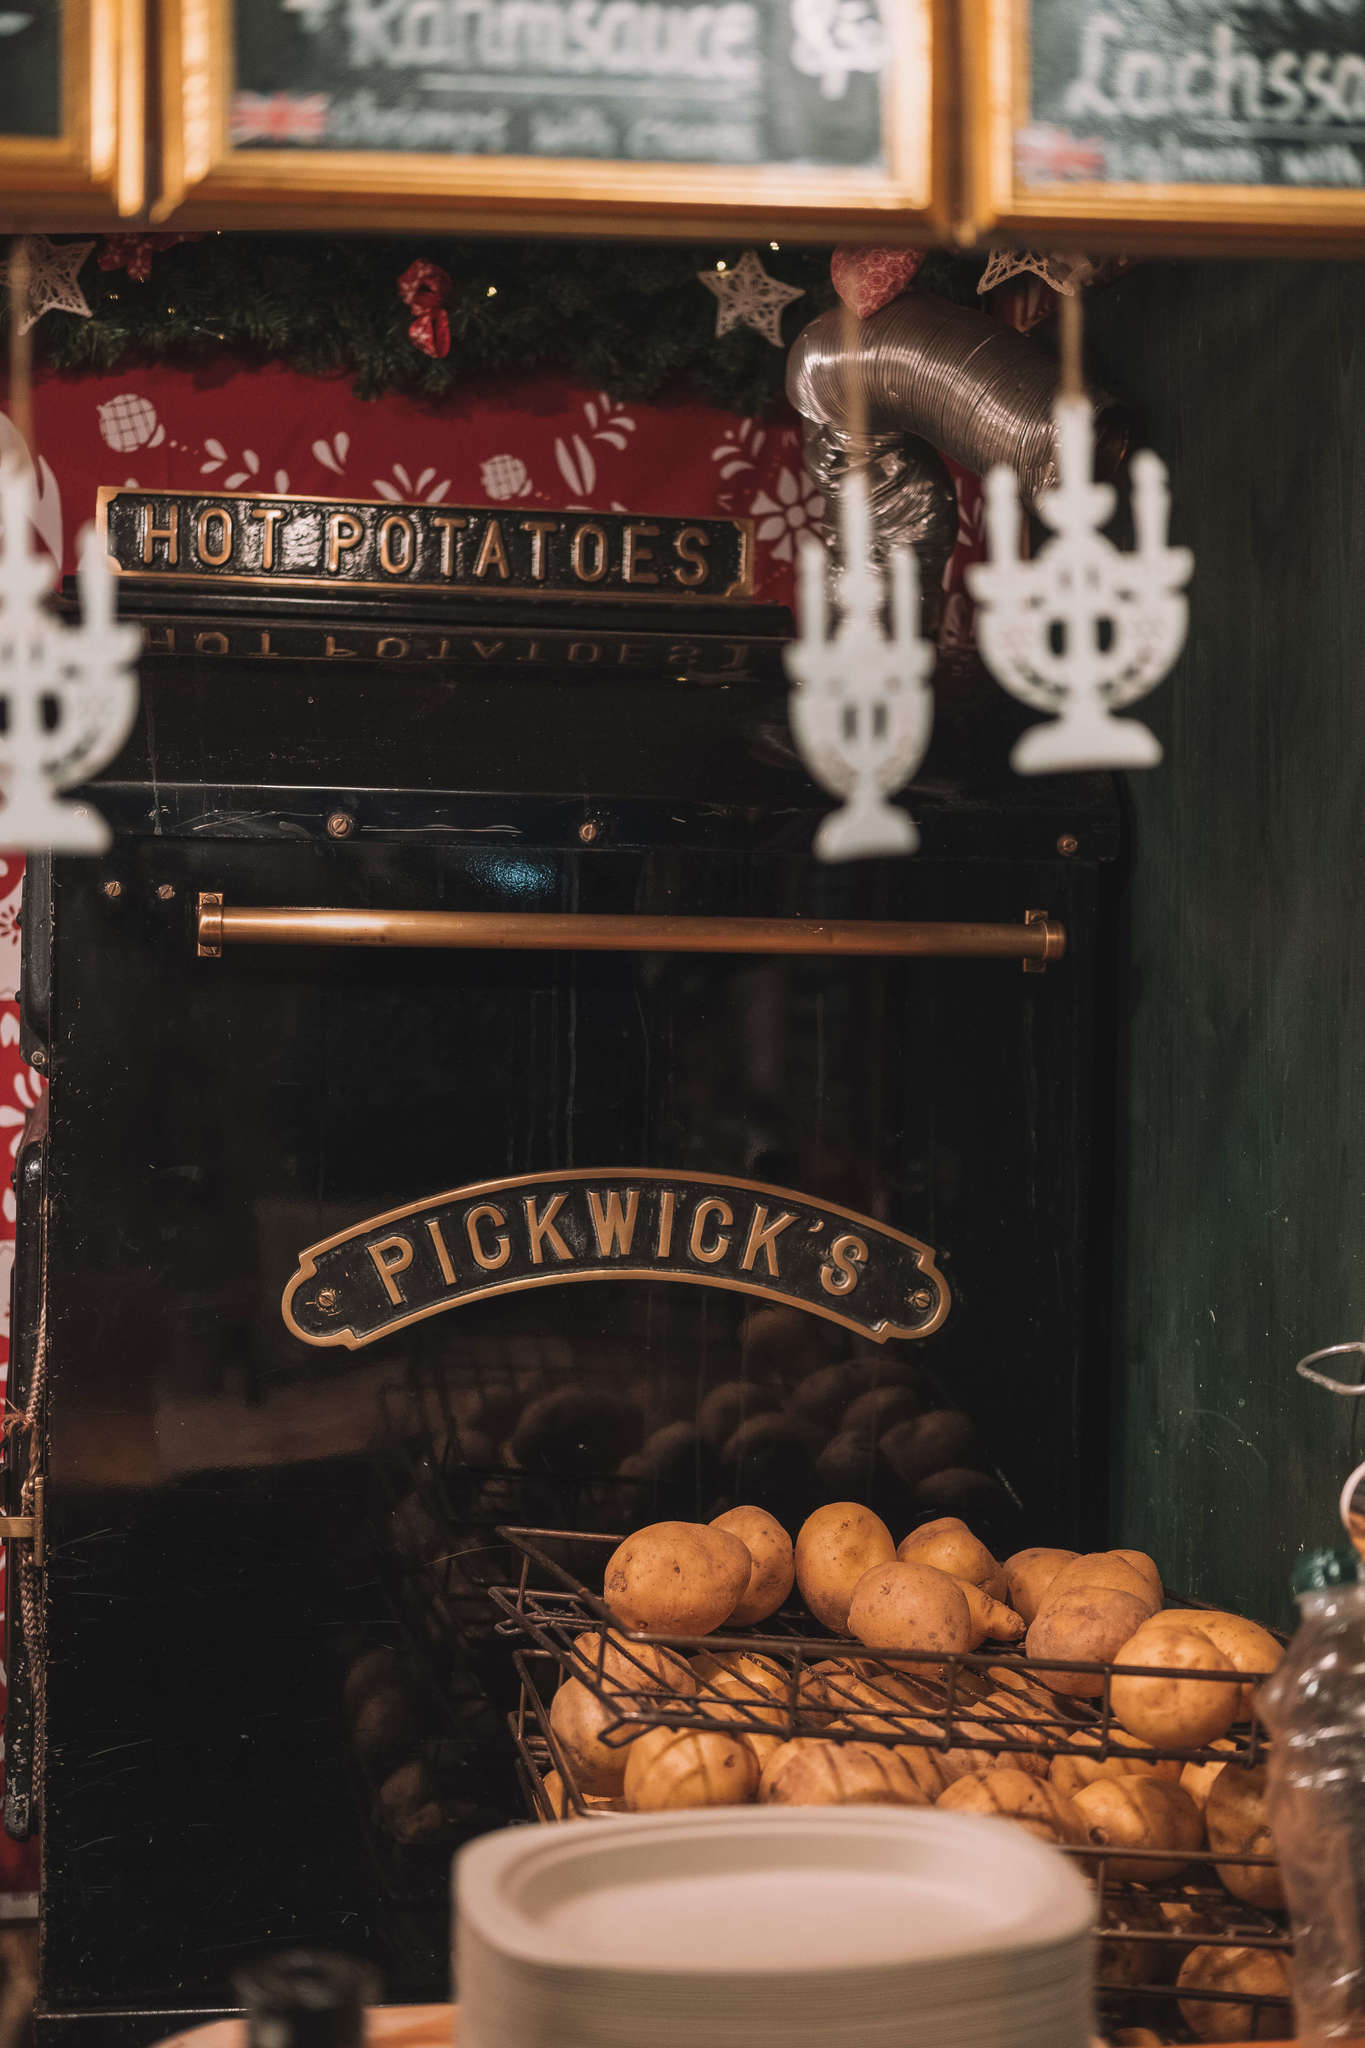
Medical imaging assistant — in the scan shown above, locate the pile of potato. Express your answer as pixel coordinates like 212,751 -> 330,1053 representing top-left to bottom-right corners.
540,1504 -> 1289,2040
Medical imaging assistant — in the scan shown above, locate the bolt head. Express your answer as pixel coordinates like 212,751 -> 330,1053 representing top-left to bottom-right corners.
1057,834 -> 1079,857
578,820 -> 600,844
316,1287 -> 339,1312
156,883 -> 176,901
102,879 -> 123,900
28,1047 -> 46,1070
327,811 -> 356,840
911,1287 -> 934,1311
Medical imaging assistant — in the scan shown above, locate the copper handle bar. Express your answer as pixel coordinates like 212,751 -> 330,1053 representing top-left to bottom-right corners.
197,897 -> 1065,968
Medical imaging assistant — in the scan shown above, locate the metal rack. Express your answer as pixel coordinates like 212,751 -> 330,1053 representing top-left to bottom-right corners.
492,1526 -> 1293,2042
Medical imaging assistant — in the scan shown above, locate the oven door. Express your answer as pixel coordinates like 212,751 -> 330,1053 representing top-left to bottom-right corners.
16,612 -> 1116,2041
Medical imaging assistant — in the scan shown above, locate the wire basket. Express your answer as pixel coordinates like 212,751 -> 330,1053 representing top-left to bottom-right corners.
493,1526 -> 1293,2042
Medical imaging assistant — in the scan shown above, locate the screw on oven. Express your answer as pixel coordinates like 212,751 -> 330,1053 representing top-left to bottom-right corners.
327,812 -> 356,839
315,1288 -> 340,1313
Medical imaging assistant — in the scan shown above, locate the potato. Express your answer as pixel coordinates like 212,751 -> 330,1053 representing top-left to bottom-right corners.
623,1724 -> 759,1811
982,1662 -> 1064,1709
697,1379 -> 779,1449
1025,1587 -> 1156,1697
792,1658 -> 854,1730
604,1520 -> 751,1634
788,1362 -> 862,1429
1205,1761 -> 1284,1910
710,1505 -> 795,1626
539,1769 -> 616,1821
1098,1892 -> 1176,1989
1163,1610 -> 1283,1722
962,1692 -> 1052,1780
743,1731 -> 784,1770
795,1503 -> 897,1634
936,1767 -> 1085,1846
1072,1775 -> 1203,1881
1180,1737 -> 1239,1813
541,1767 -> 570,1820
1177,1945 -> 1292,2041
1046,1551 -> 1162,1610
549,1676 -> 636,1794
817,1665 -> 986,1783
569,1629 -> 697,1697
696,1664 -> 791,1739
759,1737 -> 928,1807
1111,1622 -> 1239,1747
1049,1725 -> 1181,1798
1111,1547 -> 1163,1600
897,1518 -> 1007,1602
956,1579 -> 1026,1649
847,1560 -> 973,1668
880,1410 -> 977,1487
1004,1548 -> 1078,1625
694,1649 -> 789,1698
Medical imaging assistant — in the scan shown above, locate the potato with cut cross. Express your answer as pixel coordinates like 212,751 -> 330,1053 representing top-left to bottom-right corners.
623,1725 -> 760,1811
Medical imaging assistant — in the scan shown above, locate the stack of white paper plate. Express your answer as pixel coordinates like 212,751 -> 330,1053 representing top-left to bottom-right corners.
454,1807 -> 1095,2048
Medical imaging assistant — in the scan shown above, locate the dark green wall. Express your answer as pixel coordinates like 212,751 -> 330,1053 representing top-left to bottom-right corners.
1088,261 -> 1365,1627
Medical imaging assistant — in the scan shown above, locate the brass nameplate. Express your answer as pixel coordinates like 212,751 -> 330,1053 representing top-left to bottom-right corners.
97,489 -> 753,602
282,1170 -> 950,1351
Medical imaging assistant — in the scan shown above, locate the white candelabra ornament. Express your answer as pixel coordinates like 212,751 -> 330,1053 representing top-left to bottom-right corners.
0,459 -> 140,851
968,396 -> 1192,775
784,468 -> 935,861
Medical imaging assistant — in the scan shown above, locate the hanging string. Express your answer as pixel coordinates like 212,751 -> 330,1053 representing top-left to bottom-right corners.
1058,286 -> 1085,404
7,237 -> 33,461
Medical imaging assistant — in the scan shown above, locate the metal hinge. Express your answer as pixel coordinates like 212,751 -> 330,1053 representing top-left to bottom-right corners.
0,1477 -> 45,1567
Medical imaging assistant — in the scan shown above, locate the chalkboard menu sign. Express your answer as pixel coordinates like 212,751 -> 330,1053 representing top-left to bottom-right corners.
967,0 -> 1365,247
0,0 -> 142,222
0,1 -> 62,138
155,0 -> 941,235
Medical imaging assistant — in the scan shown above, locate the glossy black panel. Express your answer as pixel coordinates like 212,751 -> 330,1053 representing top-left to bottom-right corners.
22,607 -> 1116,2036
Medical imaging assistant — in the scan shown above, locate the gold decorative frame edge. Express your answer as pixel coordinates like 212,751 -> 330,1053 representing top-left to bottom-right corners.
0,0 -> 144,219
963,0 -> 1365,253
154,0 -> 946,237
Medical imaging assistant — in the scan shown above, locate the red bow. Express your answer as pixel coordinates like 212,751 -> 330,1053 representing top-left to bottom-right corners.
98,231 -> 205,283
398,258 -> 453,359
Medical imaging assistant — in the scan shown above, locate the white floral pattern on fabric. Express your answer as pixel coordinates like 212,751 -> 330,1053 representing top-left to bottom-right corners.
554,394 -> 637,502
374,463 -> 451,505
0,1062 -> 43,1227
480,454 -> 532,502
200,441 -> 262,490
98,395 -> 164,454
750,465 -> 824,563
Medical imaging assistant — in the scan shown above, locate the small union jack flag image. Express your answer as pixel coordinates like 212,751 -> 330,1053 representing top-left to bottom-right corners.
1015,124 -> 1107,184
231,92 -> 331,146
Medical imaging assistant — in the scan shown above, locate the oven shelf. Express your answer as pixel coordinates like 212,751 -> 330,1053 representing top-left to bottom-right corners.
490,1525 -> 1276,1771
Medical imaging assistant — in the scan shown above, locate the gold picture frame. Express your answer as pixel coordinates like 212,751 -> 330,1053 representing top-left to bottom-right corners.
154,0 -> 945,238
0,0 -> 144,224
965,0 -> 1365,254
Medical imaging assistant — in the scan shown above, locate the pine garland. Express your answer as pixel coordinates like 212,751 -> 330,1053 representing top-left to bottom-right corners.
3,233 -> 986,414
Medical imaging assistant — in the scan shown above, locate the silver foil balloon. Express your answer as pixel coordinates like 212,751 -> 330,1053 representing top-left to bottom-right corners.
801,421 -> 959,613
787,294 -> 1131,566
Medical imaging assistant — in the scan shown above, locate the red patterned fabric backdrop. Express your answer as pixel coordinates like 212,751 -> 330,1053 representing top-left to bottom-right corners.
0,354 -> 985,1908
